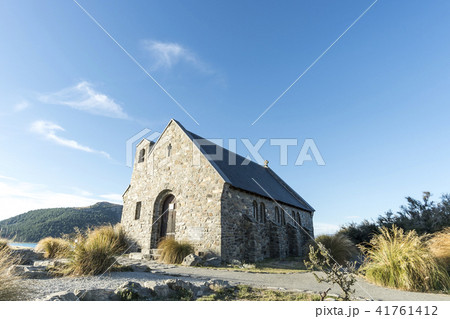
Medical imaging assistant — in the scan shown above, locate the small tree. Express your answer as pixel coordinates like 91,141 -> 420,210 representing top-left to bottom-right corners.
305,243 -> 357,301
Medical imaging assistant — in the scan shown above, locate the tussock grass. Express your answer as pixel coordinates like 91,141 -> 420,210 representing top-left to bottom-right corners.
428,227 -> 450,272
64,224 -> 128,276
0,239 -> 9,252
0,244 -> 27,300
361,225 -> 450,292
158,238 -> 194,264
313,233 -> 358,265
36,237 -> 72,259
86,224 -> 128,255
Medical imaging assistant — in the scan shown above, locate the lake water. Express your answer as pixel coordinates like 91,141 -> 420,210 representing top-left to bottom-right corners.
9,242 -> 37,248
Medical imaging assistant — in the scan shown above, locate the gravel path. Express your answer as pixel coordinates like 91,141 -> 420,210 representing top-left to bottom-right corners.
25,259 -> 450,301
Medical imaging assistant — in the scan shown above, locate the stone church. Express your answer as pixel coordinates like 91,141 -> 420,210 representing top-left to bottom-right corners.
122,119 -> 315,262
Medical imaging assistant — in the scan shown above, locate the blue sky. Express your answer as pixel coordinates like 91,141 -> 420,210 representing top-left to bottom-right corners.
1,0 -> 450,235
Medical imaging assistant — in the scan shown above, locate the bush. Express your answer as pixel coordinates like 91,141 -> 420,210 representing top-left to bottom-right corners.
305,243 -> 357,301
340,192 -> 450,246
158,238 -> 194,264
313,233 -> 359,265
361,225 -> 450,292
427,227 -> 450,271
36,237 -> 72,259
64,224 -> 129,276
0,244 -> 27,300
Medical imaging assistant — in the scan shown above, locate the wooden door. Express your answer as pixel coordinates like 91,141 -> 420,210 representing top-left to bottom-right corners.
160,195 -> 175,239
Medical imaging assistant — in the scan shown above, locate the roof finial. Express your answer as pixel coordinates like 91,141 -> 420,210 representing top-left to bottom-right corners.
264,160 -> 269,168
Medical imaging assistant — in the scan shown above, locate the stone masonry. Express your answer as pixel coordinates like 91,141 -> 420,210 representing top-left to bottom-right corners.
122,119 -> 314,262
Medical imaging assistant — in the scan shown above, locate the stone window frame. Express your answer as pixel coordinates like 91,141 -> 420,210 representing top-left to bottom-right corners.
167,143 -> 172,157
138,148 -> 146,163
281,209 -> 286,225
259,203 -> 266,223
135,201 -> 142,220
252,201 -> 258,221
274,206 -> 280,224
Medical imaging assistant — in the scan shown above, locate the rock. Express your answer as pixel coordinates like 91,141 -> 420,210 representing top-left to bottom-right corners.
10,248 -> 44,265
129,263 -> 151,272
230,259 -> 242,267
242,263 -> 256,269
324,298 -> 335,301
75,289 -> 119,301
115,281 -> 154,301
206,279 -> 231,290
33,259 -> 68,268
8,265 -> 50,279
203,257 -> 222,267
143,281 -> 173,299
43,291 -> 78,301
182,253 -> 201,266
165,279 -> 211,298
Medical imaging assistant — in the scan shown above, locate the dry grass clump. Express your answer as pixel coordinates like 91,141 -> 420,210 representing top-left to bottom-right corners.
36,237 -> 72,259
0,239 -> 9,251
312,233 -> 358,265
361,225 -> 450,292
427,227 -> 450,272
0,244 -> 27,300
158,238 -> 194,264
64,224 -> 128,276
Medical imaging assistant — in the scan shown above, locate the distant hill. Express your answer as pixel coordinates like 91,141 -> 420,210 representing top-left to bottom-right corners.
0,202 -> 122,242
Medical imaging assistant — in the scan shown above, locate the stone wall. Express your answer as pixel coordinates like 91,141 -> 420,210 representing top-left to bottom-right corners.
122,121 -> 225,256
220,184 -> 314,262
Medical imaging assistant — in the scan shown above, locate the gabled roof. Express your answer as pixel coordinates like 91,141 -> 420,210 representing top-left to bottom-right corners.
173,120 -> 314,212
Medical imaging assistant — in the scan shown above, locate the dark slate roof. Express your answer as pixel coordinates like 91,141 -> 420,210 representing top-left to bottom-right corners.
176,121 -> 314,212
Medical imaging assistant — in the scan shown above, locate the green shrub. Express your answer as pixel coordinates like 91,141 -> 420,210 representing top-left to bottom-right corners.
64,224 -> 129,276
0,244 -> 27,300
36,237 -> 72,259
312,233 -> 358,265
158,238 -> 194,264
427,227 -> 450,272
361,225 -> 450,292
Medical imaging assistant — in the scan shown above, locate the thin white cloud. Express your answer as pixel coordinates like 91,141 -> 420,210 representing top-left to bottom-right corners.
143,40 -> 212,73
30,120 -> 110,158
99,193 -> 123,203
14,100 -> 30,112
0,178 -> 121,220
39,81 -> 128,119
314,223 -> 340,236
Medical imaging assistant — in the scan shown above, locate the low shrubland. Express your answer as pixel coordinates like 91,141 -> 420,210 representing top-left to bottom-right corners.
158,238 -> 194,264
360,225 -> 449,292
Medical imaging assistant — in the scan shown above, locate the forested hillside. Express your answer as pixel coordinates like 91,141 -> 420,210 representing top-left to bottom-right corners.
0,202 -> 122,242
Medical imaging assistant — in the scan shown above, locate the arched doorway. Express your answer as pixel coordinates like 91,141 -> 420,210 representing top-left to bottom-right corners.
159,194 -> 176,240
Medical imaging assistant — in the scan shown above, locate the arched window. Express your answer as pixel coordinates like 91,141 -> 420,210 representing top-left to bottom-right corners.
167,143 -> 172,157
297,212 -> 302,228
138,148 -> 145,163
260,203 -> 266,223
275,207 -> 280,224
281,210 -> 286,225
252,201 -> 258,220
